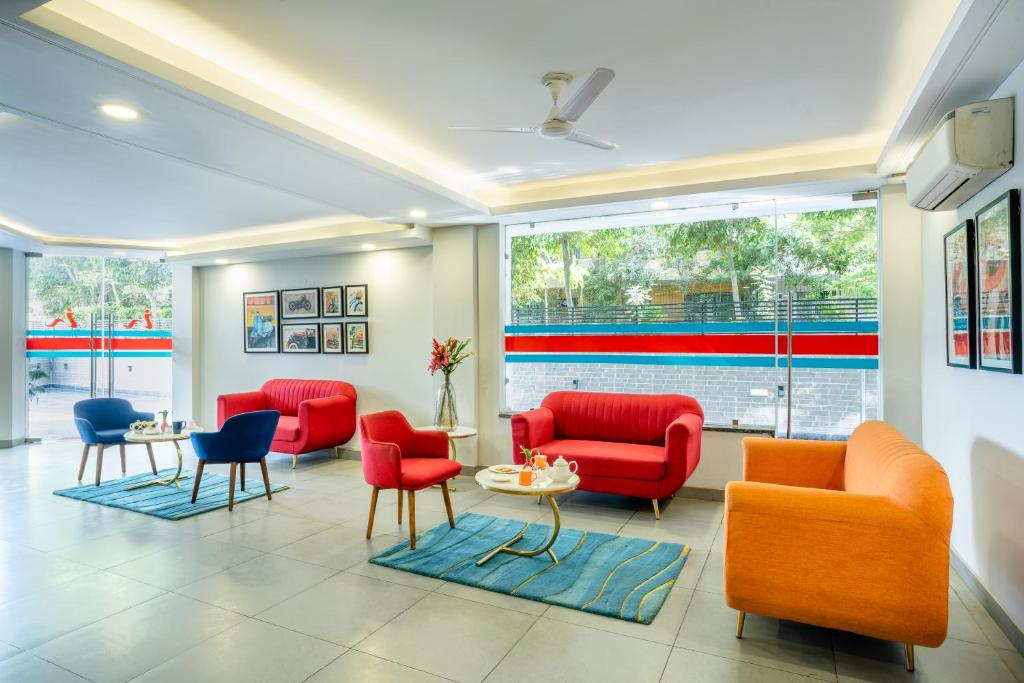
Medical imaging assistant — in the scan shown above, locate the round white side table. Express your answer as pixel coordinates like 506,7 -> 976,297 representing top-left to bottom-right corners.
416,425 -> 477,491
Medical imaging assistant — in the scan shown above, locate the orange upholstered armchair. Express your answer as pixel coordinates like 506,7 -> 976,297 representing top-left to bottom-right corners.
724,421 -> 953,672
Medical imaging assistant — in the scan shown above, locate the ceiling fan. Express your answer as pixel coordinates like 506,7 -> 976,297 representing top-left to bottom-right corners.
449,68 -> 618,150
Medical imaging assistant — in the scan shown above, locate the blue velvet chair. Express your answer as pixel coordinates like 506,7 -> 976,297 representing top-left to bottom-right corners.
74,398 -> 158,486
190,410 -> 280,511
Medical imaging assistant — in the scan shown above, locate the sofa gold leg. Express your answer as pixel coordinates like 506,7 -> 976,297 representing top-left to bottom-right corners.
735,611 -> 746,638
291,454 -> 297,469
904,643 -> 915,672
652,499 -> 661,520
334,446 -> 341,460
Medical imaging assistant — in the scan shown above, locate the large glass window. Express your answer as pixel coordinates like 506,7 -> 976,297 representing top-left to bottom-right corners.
502,194 -> 878,439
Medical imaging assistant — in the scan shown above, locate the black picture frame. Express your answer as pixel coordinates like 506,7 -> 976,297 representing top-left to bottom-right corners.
345,321 -> 368,354
242,290 -> 279,353
281,323 -> 321,353
345,284 -> 368,317
975,189 -> 1022,373
280,287 -> 320,319
944,219 -> 977,368
321,286 -> 343,318
322,322 -> 344,354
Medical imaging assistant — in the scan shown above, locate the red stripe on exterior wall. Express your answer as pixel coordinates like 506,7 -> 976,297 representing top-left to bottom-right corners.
26,338 -> 173,351
504,334 -> 877,356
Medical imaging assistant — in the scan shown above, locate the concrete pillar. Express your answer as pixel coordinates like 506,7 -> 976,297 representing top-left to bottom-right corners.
170,263 -> 201,425
0,248 -> 27,447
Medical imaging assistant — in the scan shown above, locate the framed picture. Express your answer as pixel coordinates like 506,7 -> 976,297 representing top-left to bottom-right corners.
280,287 -> 320,319
281,323 -> 320,353
975,189 -> 1022,373
322,286 -> 343,317
243,291 -> 279,353
345,321 -> 368,353
322,323 -> 344,354
345,284 -> 368,317
944,220 -> 977,368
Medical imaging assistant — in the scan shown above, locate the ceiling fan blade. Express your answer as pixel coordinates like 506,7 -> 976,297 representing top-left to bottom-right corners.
448,126 -> 536,134
567,130 -> 618,150
557,67 -> 615,122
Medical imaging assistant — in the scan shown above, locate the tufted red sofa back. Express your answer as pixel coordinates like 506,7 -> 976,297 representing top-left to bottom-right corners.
260,378 -> 357,416
541,390 -> 703,445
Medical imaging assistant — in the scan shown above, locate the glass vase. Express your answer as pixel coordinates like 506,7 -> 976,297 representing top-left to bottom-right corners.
434,377 -> 459,431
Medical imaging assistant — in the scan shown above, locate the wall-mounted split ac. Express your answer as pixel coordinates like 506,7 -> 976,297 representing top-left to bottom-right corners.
906,97 -> 1014,211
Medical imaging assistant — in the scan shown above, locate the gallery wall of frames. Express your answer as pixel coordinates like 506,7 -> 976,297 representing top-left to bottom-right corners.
242,284 -> 369,355
943,188 -> 1022,373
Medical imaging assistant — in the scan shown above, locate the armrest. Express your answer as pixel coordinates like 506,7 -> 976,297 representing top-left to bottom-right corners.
361,440 -> 402,489
74,417 -> 99,444
217,391 -> 267,426
511,407 -> 555,463
742,437 -> 846,489
665,412 -> 703,480
296,395 -> 357,451
190,430 -> 225,461
408,428 -> 450,458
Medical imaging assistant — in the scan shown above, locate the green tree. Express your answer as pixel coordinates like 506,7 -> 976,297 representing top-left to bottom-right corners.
28,256 -> 172,322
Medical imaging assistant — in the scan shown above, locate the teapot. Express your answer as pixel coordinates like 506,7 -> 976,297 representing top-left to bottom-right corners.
550,456 -> 578,484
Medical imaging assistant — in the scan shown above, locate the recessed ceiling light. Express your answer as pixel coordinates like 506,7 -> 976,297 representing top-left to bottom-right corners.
214,258 -> 229,264
650,200 -> 669,210
99,103 -> 139,121
361,243 -> 376,251
409,209 -> 427,219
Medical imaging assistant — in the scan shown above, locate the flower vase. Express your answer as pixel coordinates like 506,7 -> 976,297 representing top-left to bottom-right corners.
434,377 -> 459,431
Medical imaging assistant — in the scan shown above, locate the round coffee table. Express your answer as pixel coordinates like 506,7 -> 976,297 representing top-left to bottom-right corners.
474,468 -> 579,566
123,430 -> 197,490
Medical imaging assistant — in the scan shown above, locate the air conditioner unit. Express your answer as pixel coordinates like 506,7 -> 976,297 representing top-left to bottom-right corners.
906,97 -> 1014,211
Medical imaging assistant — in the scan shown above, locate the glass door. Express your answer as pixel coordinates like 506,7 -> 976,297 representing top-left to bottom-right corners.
25,255 -> 172,439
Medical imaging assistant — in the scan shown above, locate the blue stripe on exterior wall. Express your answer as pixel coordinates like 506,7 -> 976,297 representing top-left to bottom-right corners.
26,351 -> 172,358
504,353 -> 878,370
505,321 -> 878,335
26,329 -> 173,338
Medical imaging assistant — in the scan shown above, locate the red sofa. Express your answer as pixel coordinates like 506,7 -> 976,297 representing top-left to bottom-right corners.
218,378 -> 357,468
512,391 -> 703,518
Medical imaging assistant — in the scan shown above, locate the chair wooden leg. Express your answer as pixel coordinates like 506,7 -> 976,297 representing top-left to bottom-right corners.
240,462 -> 246,491
78,444 -> 90,481
366,486 -> 380,539
228,462 -> 237,511
145,443 -> 157,474
259,457 -> 272,501
735,611 -> 746,638
119,445 -> 126,474
291,454 -> 298,469
904,643 -> 915,672
408,490 -> 417,550
397,489 -> 404,524
652,498 -> 661,520
441,481 -> 455,528
95,444 -> 105,486
191,461 -> 205,503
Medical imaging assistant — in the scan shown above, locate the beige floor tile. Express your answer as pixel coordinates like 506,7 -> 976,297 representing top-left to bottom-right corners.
357,593 -> 536,683
0,652 -> 86,682
0,642 -> 18,663
619,516 -> 721,550
205,513 -> 331,551
486,617 -> 671,683
273,525 -> 400,570
696,551 -> 723,593
257,572 -> 429,646
675,548 -> 708,590
0,543 -> 97,606
834,630 -> 1015,682
52,523 -> 196,569
997,648 -> 1024,683
345,562 -> 445,591
663,646 -> 817,682
306,650 -> 448,682
947,589 -> 989,645
107,537 -> 263,590
545,586 -> 693,646
434,580 -> 549,616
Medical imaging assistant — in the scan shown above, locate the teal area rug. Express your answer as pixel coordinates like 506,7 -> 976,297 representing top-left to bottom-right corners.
370,512 -> 689,624
53,469 -> 289,519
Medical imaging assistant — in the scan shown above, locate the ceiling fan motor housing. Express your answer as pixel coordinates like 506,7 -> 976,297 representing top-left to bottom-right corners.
539,119 -> 574,139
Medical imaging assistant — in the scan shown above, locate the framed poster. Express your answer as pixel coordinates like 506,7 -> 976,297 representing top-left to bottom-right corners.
322,322 -> 344,354
975,189 -> 1022,373
281,287 -> 320,319
944,220 -> 976,368
345,284 -> 368,317
345,321 -> 368,353
281,323 -> 320,353
243,291 -> 279,353
322,286 -> 343,317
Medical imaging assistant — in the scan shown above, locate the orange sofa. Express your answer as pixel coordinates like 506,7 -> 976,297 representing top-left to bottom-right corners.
724,421 -> 953,672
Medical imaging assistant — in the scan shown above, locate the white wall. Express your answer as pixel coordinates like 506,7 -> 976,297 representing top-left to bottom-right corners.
0,248 -> 26,447
920,57 -> 1024,631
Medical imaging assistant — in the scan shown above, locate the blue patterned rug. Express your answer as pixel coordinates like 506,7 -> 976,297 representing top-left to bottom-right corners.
370,512 -> 689,624
53,469 -> 289,519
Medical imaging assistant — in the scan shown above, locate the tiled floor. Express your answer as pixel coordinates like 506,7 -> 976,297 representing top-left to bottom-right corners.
0,441 -> 1020,683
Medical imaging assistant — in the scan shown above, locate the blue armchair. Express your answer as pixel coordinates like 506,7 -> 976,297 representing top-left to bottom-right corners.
190,410 -> 280,511
74,398 -> 158,486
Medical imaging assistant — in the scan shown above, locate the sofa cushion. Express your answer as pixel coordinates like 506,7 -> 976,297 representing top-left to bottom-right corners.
541,391 -> 703,445
399,457 -> 463,489
274,416 -> 301,442
536,439 -> 667,481
261,378 -> 357,416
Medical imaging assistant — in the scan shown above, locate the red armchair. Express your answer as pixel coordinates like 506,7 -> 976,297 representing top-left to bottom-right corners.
512,391 -> 703,518
218,378 -> 357,468
360,411 -> 461,549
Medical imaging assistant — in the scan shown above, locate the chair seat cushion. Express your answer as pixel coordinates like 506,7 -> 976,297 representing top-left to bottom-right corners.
536,439 -> 667,481
94,428 -> 128,444
274,416 -> 301,442
400,456 -> 462,489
